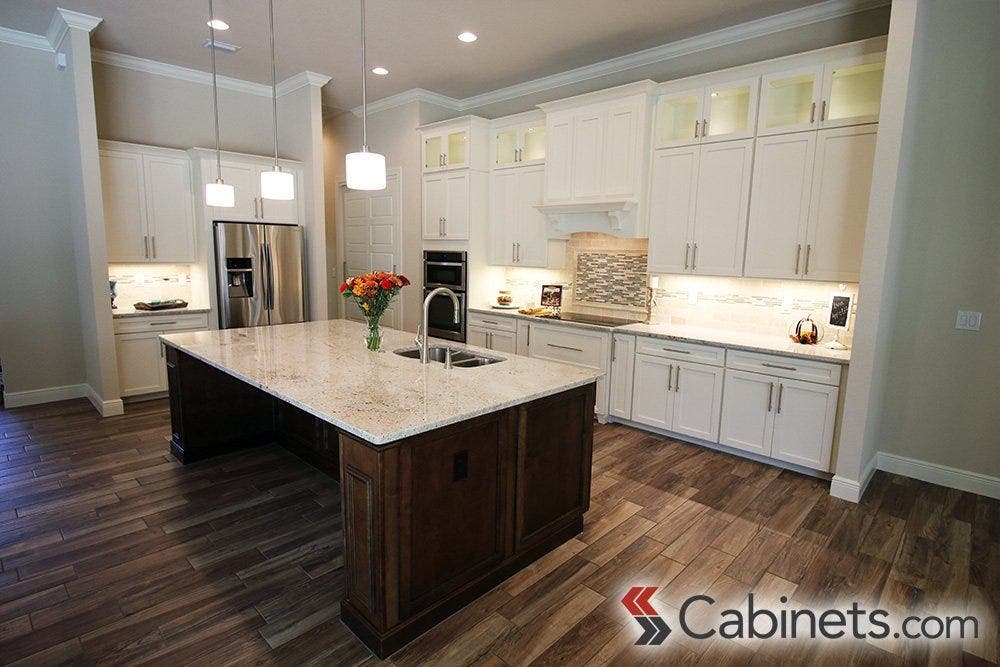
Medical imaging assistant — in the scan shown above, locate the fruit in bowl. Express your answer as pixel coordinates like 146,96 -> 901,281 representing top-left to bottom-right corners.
496,290 -> 513,305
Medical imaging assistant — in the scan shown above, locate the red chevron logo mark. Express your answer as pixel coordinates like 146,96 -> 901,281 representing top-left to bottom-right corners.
621,586 -> 658,616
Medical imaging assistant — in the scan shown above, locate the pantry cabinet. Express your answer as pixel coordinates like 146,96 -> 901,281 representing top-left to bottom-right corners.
647,138 -> 754,276
745,124 -> 876,282
653,77 -> 759,148
101,142 -> 196,263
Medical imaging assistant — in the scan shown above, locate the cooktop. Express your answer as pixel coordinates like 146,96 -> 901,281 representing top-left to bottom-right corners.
537,312 -> 644,328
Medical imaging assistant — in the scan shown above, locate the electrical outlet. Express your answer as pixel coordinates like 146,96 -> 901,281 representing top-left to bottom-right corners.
955,310 -> 982,331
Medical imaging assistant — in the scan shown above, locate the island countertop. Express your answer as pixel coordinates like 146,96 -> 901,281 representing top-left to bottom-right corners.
159,319 -> 603,445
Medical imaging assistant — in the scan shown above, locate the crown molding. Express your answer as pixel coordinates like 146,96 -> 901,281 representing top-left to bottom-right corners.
91,49 -> 274,97
47,8 -> 102,49
0,26 -> 53,52
351,87 -> 461,117
276,70 -> 331,97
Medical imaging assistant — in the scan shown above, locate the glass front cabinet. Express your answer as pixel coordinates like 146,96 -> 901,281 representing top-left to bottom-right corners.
654,77 -> 759,149
492,121 -> 546,169
423,129 -> 469,171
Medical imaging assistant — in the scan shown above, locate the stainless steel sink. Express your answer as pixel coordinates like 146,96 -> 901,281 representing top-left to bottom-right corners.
393,346 -> 504,367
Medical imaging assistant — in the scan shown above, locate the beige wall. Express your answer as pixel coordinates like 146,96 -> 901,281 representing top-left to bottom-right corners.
872,0 -> 999,476
0,42 -> 86,395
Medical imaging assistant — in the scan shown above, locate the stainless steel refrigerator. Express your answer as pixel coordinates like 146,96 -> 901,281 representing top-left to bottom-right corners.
214,221 -> 306,329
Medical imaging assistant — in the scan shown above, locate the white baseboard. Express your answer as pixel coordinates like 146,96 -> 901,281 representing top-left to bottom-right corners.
3,383 -> 88,408
83,384 -> 124,417
877,452 -> 1000,500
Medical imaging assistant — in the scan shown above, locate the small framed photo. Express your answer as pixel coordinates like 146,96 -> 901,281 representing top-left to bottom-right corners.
828,293 -> 853,330
540,284 -> 563,308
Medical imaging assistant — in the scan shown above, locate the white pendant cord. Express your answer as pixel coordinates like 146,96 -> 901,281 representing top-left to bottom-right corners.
268,0 -> 280,169
208,0 -> 223,181
360,0 -> 368,152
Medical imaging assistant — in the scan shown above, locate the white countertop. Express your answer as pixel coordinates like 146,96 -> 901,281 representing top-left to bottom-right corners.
113,306 -> 211,318
617,322 -> 852,364
468,306 -> 639,333
159,320 -> 603,446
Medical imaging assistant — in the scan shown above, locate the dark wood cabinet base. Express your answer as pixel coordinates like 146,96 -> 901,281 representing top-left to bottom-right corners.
165,346 -> 595,659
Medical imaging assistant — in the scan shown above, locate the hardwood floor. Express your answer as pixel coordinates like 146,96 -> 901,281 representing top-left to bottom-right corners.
0,399 -> 996,665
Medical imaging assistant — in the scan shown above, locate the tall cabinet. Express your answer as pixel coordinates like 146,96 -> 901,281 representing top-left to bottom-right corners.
420,116 -> 490,241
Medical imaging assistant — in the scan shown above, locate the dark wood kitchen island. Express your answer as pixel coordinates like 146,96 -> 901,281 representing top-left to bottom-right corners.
159,320 -> 601,658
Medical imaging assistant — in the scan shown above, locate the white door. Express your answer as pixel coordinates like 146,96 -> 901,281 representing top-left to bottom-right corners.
571,111 -> 604,199
744,132 -> 816,279
702,78 -> 759,144
820,54 -> 885,129
757,65 -> 823,137
690,138 -> 754,276
341,173 -> 402,328
116,332 -> 166,396
101,150 -> 148,262
443,171 -> 470,240
770,379 -> 839,471
466,326 -> 490,350
670,361 -> 724,442
514,166 -> 548,268
142,154 -> 196,263
719,370 -> 775,456
422,173 -> 445,239
216,162 -> 257,220
489,169 -> 517,265
489,329 -> 517,354
803,125 -> 877,282
544,114 -> 573,201
603,103 -> 638,197
647,146 -> 698,274
630,354 -> 672,430
609,334 -> 635,420
654,89 -> 704,149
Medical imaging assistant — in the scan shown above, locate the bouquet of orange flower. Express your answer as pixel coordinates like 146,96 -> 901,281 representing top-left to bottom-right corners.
339,271 -> 410,351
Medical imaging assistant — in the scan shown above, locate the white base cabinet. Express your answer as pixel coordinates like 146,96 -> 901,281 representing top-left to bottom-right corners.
630,352 -> 724,442
114,313 -> 209,397
608,334 -> 636,419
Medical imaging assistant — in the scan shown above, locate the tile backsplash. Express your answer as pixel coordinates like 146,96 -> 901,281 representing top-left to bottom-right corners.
108,264 -> 197,309
503,232 -> 858,344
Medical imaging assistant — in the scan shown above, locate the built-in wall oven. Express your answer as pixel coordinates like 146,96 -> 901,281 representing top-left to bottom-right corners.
423,250 -> 467,342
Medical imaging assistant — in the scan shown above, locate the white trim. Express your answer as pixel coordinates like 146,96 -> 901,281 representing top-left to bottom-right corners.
46,8 -> 102,49
829,455 -> 876,502
0,26 -> 54,52
91,49 -> 274,97
352,88 -> 462,117
3,384 -> 87,408
877,452 -> 1000,500
276,71 -> 331,97
83,384 -> 125,417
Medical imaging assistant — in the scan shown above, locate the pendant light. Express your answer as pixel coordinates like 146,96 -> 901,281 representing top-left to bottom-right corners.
204,0 -> 235,207
346,0 -> 386,190
260,0 -> 294,200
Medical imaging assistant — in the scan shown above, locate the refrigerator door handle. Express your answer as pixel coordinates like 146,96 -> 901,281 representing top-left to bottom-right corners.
260,243 -> 270,312
265,243 -> 275,311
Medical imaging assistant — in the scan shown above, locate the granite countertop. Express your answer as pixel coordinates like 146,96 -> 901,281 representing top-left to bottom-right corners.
113,306 -> 211,318
617,322 -> 852,364
159,320 -> 603,445
468,306 -> 637,333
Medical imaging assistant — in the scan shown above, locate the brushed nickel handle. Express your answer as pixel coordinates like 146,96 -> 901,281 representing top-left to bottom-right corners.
442,218 -> 447,236
694,120 -> 700,138
143,235 -> 149,258
702,118 -> 708,136
763,362 -> 797,371
684,243 -> 690,270
692,243 -> 698,271
443,153 -> 447,166
767,382 -> 774,412
488,331 -> 493,348
481,319 -> 499,325
512,242 -> 516,263
821,100 -> 827,121
667,364 -> 673,391
663,348 -> 690,354
611,338 -> 617,362
804,244 -> 812,275
152,321 -> 177,325
810,102 -> 816,124
776,383 -> 784,414
675,366 -> 681,392
259,198 -> 264,218
547,343 -> 583,352
516,243 -> 521,262
151,236 -> 156,258
794,244 -> 801,274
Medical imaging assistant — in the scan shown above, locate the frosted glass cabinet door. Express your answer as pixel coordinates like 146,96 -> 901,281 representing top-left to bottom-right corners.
758,66 -> 822,136
522,125 -> 546,162
655,90 -> 703,148
494,129 -> 518,167
424,135 -> 443,170
445,130 -> 468,168
703,78 -> 758,143
820,54 -> 885,128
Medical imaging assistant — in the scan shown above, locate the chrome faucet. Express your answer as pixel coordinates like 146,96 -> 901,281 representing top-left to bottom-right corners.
420,287 -> 460,364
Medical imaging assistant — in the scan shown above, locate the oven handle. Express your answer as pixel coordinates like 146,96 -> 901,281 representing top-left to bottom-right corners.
424,261 -> 466,268
424,282 -> 467,291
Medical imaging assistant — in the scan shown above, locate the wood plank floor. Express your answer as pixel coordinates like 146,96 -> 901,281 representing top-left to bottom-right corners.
0,399 -> 996,665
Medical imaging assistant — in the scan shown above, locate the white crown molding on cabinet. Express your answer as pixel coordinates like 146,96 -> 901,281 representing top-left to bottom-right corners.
0,25 -> 53,52
275,70 -> 332,97
351,87 -> 463,117
91,49 -> 274,97
46,8 -> 102,49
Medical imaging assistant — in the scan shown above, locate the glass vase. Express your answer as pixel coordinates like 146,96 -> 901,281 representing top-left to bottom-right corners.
364,315 -> 383,352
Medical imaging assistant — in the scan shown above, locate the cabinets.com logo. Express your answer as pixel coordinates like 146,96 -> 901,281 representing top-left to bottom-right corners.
621,587 -> 981,644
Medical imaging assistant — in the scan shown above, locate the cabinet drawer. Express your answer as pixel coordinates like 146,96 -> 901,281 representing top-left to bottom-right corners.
114,312 -> 209,334
467,312 -> 518,332
726,350 -> 841,386
634,337 -> 725,366
529,324 -> 606,369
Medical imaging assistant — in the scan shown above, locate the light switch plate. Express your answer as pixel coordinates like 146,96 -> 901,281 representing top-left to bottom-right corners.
955,310 -> 982,331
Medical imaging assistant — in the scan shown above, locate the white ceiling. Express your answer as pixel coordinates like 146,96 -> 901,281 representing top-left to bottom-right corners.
0,0 -> 848,111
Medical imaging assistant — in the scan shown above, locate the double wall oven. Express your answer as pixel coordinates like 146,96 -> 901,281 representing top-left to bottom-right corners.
423,250 -> 467,342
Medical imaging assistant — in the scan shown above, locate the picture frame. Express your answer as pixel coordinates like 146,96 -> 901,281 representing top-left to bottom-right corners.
828,293 -> 853,330
540,284 -> 563,308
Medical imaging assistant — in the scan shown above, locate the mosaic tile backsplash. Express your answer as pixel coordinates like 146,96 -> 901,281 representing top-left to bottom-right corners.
574,253 -> 648,307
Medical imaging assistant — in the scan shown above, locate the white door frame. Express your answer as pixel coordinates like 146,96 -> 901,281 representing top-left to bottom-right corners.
335,167 -> 403,322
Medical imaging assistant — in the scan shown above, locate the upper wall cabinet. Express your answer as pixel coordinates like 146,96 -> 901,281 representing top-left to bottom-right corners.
654,77 -> 759,149
758,52 -> 885,136
100,142 -> 196,263
538,82 -> 654,205
492,112 -> 547,169
420,116 -> 490,173
206,161 -> 299,224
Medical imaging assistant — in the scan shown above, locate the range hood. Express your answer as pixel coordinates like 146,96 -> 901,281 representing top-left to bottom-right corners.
534,200 -> 641,238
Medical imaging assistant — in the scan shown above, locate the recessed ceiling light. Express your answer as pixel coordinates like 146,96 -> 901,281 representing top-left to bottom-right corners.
458,31 -> 477,43
371,66 -> 389,76
207,19 -> 229,31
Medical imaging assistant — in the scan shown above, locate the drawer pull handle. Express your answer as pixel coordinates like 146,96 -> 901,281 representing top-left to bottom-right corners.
547,343 -> 583,352
762,362 -> 796,371
663,348 -> 690,354
152,321 -> 178,325
480,319 -> 499,325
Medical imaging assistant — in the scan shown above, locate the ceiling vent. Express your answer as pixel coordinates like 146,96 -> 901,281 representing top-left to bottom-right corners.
203,39 -> 240,53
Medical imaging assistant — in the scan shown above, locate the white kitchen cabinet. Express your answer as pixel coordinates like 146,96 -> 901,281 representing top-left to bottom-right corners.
647,138 -> 753,276
630,353 -> 723,440
609,334 -> 636,420
572,110 -> 605,199
527,322 -> 610,418
745,125 -> 875,282
467,325 -> 516,353
654,77 -> 758,148
116,332 -> 167,396
631,353 -> 671,429
489,165 -> 550,267
719,368 -> 839,471
101,143 -> 196,263
211,161 -> 299,224
423,171 -> 473,240
420,116 -> 489,173
492,117 -> 546,169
